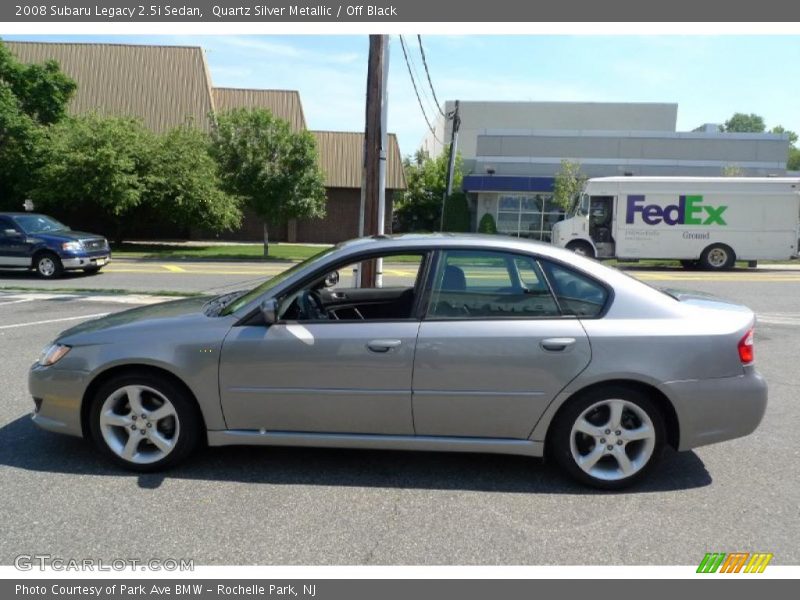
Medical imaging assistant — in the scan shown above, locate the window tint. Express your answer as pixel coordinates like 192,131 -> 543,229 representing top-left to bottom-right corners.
540,260 -> 608,317
427,250 -> 560,319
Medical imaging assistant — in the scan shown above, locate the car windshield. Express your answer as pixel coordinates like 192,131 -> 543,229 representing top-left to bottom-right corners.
13,215 -> 68,234
219,246 -> 337,316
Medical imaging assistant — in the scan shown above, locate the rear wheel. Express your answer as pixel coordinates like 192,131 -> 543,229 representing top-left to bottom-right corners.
699,244 -> 735,270
89,372 -> 201,472
549,386 -> 665,490
566,241 -> 595,259
34,252 -> 63,279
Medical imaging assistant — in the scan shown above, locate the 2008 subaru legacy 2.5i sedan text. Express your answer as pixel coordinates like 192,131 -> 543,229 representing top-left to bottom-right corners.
29,234 -> 767,489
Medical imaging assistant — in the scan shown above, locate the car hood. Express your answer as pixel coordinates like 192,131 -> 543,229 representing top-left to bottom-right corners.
56,296 -> 214,341
31,229 -> 106,242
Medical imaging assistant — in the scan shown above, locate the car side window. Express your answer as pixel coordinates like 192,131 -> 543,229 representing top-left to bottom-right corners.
540,259 -> 609,317
427,250 -> 560,319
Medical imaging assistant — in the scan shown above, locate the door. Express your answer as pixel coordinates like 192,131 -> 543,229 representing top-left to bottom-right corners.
219,251 -> 428,435
412,249 -> 594,439
0,217 -> 29,267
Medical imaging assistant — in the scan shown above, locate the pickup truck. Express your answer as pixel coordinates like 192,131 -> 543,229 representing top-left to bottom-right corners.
0,213 -> 111,278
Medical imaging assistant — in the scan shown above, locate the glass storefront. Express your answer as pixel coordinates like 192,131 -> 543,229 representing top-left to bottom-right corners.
495,193 -> 564,241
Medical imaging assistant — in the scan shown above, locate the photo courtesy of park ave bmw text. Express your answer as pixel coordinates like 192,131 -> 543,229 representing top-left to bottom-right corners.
1,0 -> 800,595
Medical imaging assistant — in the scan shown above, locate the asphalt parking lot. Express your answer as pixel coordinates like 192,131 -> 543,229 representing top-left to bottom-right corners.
1,267 -> 799,565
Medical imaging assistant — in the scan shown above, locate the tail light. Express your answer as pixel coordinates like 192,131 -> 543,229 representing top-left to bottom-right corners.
738,327 -> 754,365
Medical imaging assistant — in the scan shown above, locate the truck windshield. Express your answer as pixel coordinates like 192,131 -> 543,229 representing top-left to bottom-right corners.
13,215 -> 68,234
569,193 -> 590,217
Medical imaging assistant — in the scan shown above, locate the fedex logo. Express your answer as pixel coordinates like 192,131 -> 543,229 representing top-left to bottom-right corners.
625,195 -> 727,226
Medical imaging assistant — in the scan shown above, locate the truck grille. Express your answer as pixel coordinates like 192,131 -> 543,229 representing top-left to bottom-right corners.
82,239 -> 108,252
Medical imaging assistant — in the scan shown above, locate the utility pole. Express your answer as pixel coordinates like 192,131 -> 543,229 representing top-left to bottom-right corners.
359,34 -> 389,288
440,99 -> 461,232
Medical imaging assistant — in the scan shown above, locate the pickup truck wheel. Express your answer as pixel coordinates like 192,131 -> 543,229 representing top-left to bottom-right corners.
699,244 -> 735,270
34,252 -> 64,278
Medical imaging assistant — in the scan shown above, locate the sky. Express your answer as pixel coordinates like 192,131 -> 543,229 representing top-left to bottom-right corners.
4,34 -> 800,156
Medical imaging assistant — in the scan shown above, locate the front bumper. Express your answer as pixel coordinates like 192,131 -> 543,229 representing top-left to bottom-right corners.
61,255 -> 110,270
665,367 -> 767,451
29,364 -> 89,438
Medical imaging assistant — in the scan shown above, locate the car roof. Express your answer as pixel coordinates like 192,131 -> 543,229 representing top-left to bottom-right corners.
0,212 -> 47,217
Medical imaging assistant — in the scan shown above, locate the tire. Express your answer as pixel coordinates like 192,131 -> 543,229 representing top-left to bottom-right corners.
548,385 -> 666,490
566,241 -> 595,259
89,372 -> 202,472
34,252 -> 64,279
699,244 -> 735,271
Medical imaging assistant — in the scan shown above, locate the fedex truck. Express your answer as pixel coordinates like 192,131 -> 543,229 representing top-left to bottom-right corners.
550,176 -> 800,270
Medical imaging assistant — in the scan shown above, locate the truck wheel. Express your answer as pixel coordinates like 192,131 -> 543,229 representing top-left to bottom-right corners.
699,244 -> 735,270
34,252 -> 64,279
566,241 -> 595,259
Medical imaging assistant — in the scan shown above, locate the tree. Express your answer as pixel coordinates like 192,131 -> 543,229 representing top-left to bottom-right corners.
441,191 -> 470,232
30,114 -> 155,243
477,212 -> 497,234
770,125 -> 798,145
788,147 -> 800,171
0,40 -> 76,209
723,113 -> 766,133
394,147 -> 463,232
146,126 -> 242,235
553,159 -> 587,211
211,108 -> 326,255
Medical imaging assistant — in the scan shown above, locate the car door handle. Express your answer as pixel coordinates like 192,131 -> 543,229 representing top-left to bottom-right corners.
540,337 -> 577,352
330,292 -> 347,300
367,339 -> 402,353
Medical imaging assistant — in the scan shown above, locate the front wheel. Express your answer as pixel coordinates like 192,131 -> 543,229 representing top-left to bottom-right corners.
34,252 -> 64,279
549,386 -> 665,490
89,372 -> 201,472
566,241 -> 595,259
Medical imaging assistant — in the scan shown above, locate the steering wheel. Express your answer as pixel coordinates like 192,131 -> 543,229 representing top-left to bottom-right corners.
300,289 -> 328,320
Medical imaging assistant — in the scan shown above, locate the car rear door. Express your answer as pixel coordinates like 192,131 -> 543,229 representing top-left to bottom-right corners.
411,249 -> 593,439
0,217 -> 29,267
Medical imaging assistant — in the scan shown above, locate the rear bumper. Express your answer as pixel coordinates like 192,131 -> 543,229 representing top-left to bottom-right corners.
28,364 -> 88,438
665,368 -> 767,451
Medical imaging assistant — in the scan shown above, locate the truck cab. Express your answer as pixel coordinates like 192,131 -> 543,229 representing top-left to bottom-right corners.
551,190 -> 616,259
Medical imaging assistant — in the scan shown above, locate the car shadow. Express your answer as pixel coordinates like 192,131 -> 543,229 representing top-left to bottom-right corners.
0,415 -> 712,495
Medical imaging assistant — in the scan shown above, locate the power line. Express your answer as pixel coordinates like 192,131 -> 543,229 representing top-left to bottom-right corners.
402,35 -> 440,125
398,35 -> 445,147
416,35 -> 446,118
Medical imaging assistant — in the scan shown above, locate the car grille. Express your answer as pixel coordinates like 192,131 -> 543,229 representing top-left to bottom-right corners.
82,239 -> 108,252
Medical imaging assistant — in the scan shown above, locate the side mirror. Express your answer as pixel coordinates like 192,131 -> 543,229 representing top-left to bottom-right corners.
259,298 -> 279,324
323,270 -> 340,288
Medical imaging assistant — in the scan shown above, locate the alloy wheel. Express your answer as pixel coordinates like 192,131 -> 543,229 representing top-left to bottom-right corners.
569,398 -> 656,482
98,385 -> 181,465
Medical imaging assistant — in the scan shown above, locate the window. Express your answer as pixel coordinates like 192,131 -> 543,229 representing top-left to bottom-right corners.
427,250 -> 560,319
494,193 -> 564,241
540,260 -> 609,317
279,252 -> 427,322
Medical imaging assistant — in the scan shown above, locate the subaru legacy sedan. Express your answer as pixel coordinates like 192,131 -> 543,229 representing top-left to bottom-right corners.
29,234 -> 766,489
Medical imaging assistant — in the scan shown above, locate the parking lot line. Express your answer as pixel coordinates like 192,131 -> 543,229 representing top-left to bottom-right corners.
0,312 -> 109,330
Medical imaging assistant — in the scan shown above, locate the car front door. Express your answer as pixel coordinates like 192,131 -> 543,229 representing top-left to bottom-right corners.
218,253 -> 427,435
0,217 -> 28,267
411,249 -> 595,439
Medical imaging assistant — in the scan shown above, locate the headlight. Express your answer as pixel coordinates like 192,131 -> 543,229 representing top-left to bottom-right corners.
61,241 -> 82,252
38,343 -> 71,366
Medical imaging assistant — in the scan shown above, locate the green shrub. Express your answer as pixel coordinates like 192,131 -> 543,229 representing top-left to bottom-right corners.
477,212 -> 497,234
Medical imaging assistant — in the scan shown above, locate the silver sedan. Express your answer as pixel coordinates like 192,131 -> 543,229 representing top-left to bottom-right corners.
29,234 -> 766,489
